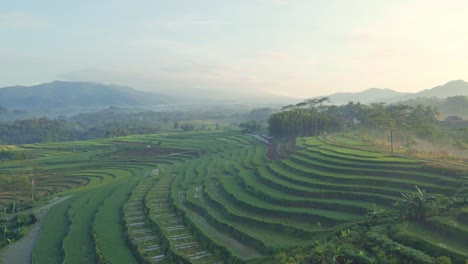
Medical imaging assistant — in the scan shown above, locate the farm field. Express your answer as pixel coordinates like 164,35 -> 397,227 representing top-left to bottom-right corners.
1,131 -> 467,263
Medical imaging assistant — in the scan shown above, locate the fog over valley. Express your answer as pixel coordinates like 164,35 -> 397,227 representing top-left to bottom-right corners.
1,1 -> 468,264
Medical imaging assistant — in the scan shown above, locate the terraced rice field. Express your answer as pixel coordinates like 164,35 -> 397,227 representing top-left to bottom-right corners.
2,130 -> 467,263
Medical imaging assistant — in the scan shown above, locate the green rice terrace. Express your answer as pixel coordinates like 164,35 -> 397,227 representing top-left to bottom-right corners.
1,130 -> 468,263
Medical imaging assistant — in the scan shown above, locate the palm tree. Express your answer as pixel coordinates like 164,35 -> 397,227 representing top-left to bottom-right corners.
297,97 -> 330,136
395,186 -> 437,220
281,104 -> 295,138
316,97 -> 330,135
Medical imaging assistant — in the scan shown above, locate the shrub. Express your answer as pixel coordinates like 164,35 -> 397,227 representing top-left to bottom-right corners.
435,256 -> 452,264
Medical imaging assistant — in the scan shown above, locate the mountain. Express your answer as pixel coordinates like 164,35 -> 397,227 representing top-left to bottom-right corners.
322,88 -> 409,105
320,80 -> 468,105
414,79 -> 468,98
0,105 -> 33,121
0,81 -> 173,115
395,96 -> 468,119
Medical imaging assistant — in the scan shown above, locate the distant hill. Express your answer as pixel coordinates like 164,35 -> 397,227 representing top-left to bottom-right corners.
323,88 -> 409,105
414,80 -> 468,98
395,95 -> 468,119
0,105 -> 33,121
0,81 -> 172,112
0,81 -> 295,118
320,80 -> 468,105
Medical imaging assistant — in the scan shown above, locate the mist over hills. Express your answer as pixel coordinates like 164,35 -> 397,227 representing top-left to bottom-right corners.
415,80 -> 468,98
0,81 -> 295,119
321,88 -> 410,105
1,79 -> 468,120
321,80 -> 468,105
0,81 -> 170,110
0,80 -> 296,115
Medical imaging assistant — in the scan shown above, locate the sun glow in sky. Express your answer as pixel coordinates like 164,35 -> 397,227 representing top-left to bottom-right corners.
1,0 -> 468,98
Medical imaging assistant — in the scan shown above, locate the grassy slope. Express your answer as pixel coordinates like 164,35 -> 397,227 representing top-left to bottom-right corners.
32,197 -> 74,264
94,179 -> 139,264
61,184 -> 118,263
13,131 -> 468,263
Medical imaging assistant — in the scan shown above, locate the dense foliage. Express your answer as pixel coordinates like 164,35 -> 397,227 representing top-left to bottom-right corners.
397,95 -> 468,119
0,116 -> 165,144
0,106 -> 275,144
1,131 -> 467,263
239,120 -> 262,133
0,213 -> 36,248
268,99 -> 440,140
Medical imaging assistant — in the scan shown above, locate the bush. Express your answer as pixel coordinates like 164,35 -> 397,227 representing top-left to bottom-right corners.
365,227 -> 433,264
435,256 -> 452,264
0,214 -> 36,248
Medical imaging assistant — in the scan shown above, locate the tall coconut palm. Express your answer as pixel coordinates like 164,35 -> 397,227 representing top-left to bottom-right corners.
281,104 -> 295,138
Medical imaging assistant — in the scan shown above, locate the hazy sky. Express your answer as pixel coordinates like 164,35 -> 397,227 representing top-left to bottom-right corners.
1,0 -> 468,98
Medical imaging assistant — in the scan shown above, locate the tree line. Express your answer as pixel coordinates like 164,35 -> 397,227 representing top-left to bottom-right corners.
0,105 -> 273,145
268,98 -> 440,141
0,116 -> 164,145
267,97 -> 331,138
397,95 -> 468,119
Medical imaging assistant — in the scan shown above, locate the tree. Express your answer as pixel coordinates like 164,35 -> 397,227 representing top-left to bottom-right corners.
0,174 -> 29,213
181,123 -> 195,132
395,186 -> 437,221
267,113 -> 287,138
407,105 -> 439,139
365,103 -> 393,133
281,104 -> 296,138
454,140 -> 467,155
268,97 -> 330,139
239,120 -> 261,133
296,97 -> 330,136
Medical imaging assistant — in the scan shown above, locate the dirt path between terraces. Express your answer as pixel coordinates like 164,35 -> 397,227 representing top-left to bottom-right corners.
1,195 -> 73,264
249,134 -> 278,160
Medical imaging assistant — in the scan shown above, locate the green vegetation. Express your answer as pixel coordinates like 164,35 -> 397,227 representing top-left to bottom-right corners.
32,198 -> 73,264
0,212 -> 36,248
93,180 -> 139,263
1,127 -> 467,263
62,184 -> 118,263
